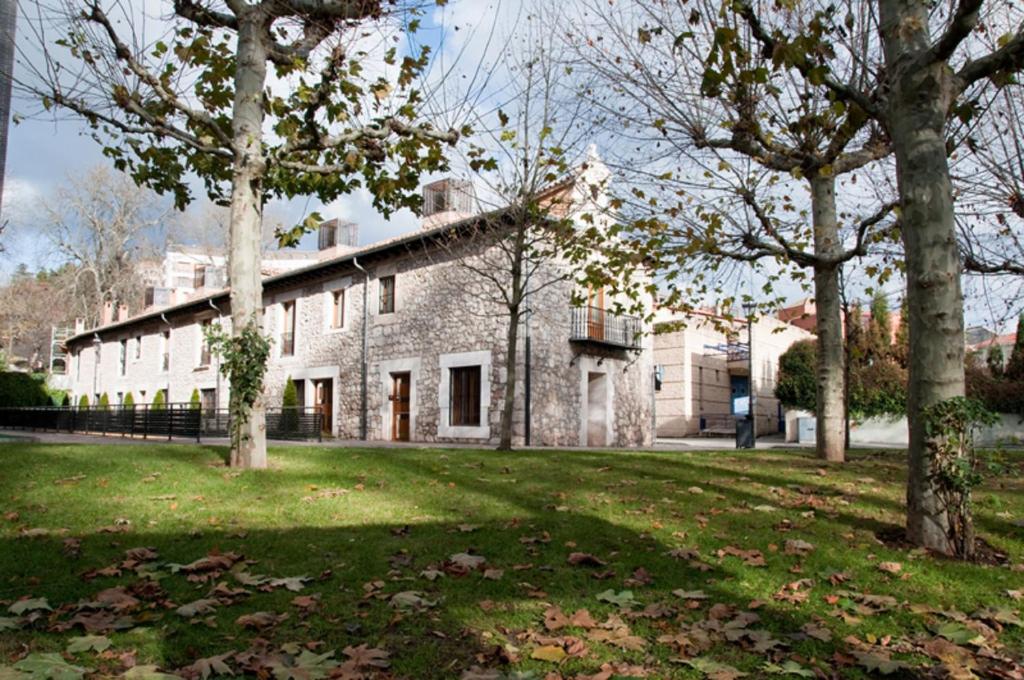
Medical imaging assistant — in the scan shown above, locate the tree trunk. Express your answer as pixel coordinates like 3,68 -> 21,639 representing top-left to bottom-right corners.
227,10 -> 268,469
809,173 -> 846,463
498,226 -> 527,451
879,0 -> 965,554
499,305 -> 520,451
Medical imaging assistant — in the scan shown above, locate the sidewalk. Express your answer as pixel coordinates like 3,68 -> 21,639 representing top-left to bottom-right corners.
0,429 -> 825,452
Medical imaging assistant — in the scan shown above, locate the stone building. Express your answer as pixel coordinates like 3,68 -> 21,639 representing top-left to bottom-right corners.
653,309 -> 813,438
64,162 -> 654,448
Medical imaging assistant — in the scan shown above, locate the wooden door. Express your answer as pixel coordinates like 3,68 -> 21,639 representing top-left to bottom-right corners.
390,372 -> 411,441
587,286 -> 605,340
314,379 -> 333,434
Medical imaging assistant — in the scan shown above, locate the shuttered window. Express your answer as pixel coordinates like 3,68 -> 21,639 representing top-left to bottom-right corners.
450,366 -> 481,426
379,276 -> 395,314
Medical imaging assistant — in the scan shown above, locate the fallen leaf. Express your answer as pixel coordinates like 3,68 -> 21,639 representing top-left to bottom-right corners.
530,645 -> 567,663
567,552 -> 607,567
13,653 -> 87,680
66,635 -> 112,653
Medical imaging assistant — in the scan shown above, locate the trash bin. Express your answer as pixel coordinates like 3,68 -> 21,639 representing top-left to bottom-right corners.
735,417 -> 755,449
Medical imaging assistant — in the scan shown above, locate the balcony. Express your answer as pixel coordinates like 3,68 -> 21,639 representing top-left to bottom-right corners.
144,286 -> 173,309
570,306 -> 642,350
726,342 -> 750,374
280,332 -> 295,357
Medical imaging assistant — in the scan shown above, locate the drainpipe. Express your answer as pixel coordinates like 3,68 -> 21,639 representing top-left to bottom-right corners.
524,307 -> 532,447
92,333 -> 101,400
352,257 -> 370,440
208,300 -> 222,412
160,313 -> 171,403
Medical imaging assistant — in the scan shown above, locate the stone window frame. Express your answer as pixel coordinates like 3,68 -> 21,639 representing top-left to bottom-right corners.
322,276 -> 353,333
437,350 -> 491,439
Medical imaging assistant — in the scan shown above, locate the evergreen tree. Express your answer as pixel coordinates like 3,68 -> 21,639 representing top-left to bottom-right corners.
987,345 -> 1005,378
893,297 -> 910,369
78,394 -> 89,408
98,392 -> 110,410
189,388 -> 201,410
867,293 -> 892,362
282,377 -> 299,433
1006,314 -> 1024,381
123,392 -> 135,408
152,390 -> 166,410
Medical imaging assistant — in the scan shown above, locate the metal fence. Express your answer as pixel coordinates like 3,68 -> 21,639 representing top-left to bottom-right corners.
0,404 -> 323,442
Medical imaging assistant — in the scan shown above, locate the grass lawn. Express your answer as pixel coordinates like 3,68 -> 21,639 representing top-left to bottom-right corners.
0,442 -> 1022,679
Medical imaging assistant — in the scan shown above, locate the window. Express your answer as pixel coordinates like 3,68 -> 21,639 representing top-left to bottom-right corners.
318,221 -> 337,249
193,265 -> 206,289
281,301 -> 296,356
379,276 -> 395,314
330,289 -> 345,329
116,392 -> 123,406
161,331 -> 170,372
449,366 -> 481,427
119,339 -> 127,375
75,350 -> 81,380
654,365 -> 664,392
199,320 -> 212,366
134,335 -> 142,360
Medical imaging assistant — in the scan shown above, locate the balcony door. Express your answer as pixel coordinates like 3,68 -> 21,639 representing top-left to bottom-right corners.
587,286 -> 605,341
390,372 -> 411,441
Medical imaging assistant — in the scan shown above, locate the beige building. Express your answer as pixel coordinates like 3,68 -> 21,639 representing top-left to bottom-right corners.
654,310 -> 813,438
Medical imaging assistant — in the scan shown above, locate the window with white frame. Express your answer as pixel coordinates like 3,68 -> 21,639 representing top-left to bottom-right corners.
199,319 -> 212,367
449,366 -> 481,426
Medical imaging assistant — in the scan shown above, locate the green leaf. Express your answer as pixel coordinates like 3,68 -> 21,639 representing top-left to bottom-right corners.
8,599 -> 51,615
66,636 -> 112,654
120,666 -> 180,680
595,589 -> 638,608
762,660 -> 814,677
851,651 -> 907,675
933,622 -> 986,646
13,654 -> 87,680
0,617 -> 20,631
681,657 -> 747,679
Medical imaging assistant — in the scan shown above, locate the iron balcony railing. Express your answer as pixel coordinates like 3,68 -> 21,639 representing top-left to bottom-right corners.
0,404 -> 323,442
569,305 -> 642,350
727,343 -> 750,362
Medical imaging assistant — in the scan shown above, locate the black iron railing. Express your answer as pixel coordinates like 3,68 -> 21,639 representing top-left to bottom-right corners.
0,404 -> 322,442
569,306 -> 642,350
726,343 -> 750,362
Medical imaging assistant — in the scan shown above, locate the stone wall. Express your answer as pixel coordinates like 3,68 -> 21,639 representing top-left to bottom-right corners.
68,235 -> 654,448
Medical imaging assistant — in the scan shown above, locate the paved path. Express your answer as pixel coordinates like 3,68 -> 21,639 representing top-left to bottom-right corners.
0,429 -> 834,452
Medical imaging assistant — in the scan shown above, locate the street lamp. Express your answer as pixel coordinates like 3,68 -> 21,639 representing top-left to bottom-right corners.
742,302 -> 756,447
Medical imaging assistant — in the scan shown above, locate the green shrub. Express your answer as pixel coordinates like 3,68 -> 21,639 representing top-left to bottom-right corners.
78,394 -> 90,408
282,376 -> 299,432
123,392 -> 135,408
0,372 -> 50,408
190,388 -> 201,410
98,392 -> 111,410
775,340 -> 817,412
152,390 -> 166,410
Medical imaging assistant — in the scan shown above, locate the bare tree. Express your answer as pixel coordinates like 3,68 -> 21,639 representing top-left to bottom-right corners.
19,0 -> 461,468
563,0 -> 897,461
428,22 -> 600,450
43,166 -> 168,326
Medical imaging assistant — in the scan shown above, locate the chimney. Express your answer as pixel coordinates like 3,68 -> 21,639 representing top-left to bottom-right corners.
117,304 -> 129,322
421,178 -> 475,230
316,218 -> 359,260
74,318 -> 85,334
101,301 -> 115,326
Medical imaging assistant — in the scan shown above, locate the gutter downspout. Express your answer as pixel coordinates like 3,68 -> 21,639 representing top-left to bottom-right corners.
160,313 -> 171,403
208,300 -> 222,413
352,257 -> 370,440
92,333 -> 101,401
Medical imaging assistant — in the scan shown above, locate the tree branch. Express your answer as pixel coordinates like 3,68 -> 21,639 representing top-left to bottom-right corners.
956,27 -> 1024,88
931,0 -> 984,63
172,0 -> 239,29
732,0 -> 879,118
85,1 -> 234,150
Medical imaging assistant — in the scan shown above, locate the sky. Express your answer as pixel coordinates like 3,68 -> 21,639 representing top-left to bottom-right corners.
0,0 -> 1016,333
